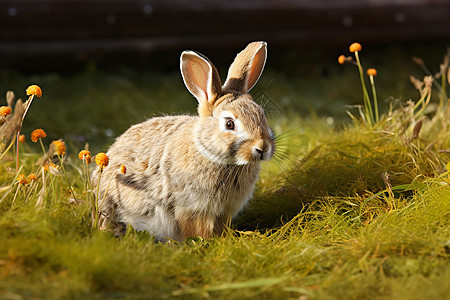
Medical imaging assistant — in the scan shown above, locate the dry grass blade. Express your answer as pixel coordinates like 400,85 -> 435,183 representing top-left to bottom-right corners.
172,277 -> 287,296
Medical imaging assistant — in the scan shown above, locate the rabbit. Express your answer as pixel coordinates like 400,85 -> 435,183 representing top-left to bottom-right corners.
92,41 -> 274,242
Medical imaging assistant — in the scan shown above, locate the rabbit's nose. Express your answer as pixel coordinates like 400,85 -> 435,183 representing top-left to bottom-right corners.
255,148 -> 264,159
252,140 -> 270,160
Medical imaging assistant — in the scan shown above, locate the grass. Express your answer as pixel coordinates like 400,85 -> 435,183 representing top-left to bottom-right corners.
0,44 -> 449,299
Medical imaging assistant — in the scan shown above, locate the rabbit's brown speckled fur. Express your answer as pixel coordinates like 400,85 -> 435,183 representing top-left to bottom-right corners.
92,42 -> 274,242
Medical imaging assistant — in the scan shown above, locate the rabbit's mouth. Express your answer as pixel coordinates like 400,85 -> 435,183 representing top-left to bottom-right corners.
253,147 -> 273,162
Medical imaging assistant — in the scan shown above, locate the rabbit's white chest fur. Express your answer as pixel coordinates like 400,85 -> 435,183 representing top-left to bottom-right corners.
95,116 -> 260,242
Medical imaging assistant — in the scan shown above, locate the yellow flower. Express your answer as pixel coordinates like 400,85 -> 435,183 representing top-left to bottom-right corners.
95,153 -> 109,170
447,162 -> 450,172
367,68 -> 377,76
43,163 -> 49,172
349,42 -> 362,53
0,106 -> 12,116
78,150 -> 92,164
17,174 -> 29,185
338,55 -> 346,65
19,134 -> 26,143
28,173 -> 37,181
31,129 -> 47,143
120,164 -> 127,175
52,139 -> 66,156
26,85 -> 43,98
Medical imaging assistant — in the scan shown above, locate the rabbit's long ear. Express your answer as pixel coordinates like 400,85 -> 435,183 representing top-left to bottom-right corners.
223,41 -> 267,94
181,51 -> 222,113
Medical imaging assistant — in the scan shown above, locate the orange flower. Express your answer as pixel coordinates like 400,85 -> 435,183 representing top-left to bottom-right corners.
43,162 -> 58,172
338,55 -> 346,65
28,173 -> 37,181
367,68 -> 377,76
120,164 -> 127,175
349,42 -> 362,53
19,134 -> 26,143
78,150 -> 92,164
26,85 -> 43,98
17,174 -> 29,185
52,139 -> 66,156
95,153 -> 109,170
0,106 -> 12,116
31,129 -> 47,143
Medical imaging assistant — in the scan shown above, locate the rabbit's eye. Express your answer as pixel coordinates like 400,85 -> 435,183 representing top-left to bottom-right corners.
225,119 -> 235,131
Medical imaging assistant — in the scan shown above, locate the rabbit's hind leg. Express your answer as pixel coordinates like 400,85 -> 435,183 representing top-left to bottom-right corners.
176,212 -> 217,240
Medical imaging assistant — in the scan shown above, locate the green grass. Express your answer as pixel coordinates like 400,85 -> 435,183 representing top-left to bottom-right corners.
0,45 -> 449,299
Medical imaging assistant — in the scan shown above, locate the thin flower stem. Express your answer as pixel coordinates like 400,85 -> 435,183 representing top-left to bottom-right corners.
38,138 -> 46,155
85,162 -> 92,190
15,132 -> 20,171
41,166 -> 47,206
82,160 -> 88,197
83,159 -> 93,207
95,171 -> 102,211
21,96 -> 34,123
93,170 -> 103,228
414,90 -> 432,119
413,89 -> 428,112
354,51 -> 374,126
15,95 -> 35,171
369,75 -> 379,124
99,169 -> 119,211
57,154 -> 78,204
50,174 -> 56,206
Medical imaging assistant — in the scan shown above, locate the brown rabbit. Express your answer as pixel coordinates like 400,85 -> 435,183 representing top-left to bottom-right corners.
92,41 -> 274,242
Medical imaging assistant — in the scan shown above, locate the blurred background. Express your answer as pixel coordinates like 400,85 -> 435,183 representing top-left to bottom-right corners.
1,0 -> 450,69
1,0 -> 449,151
